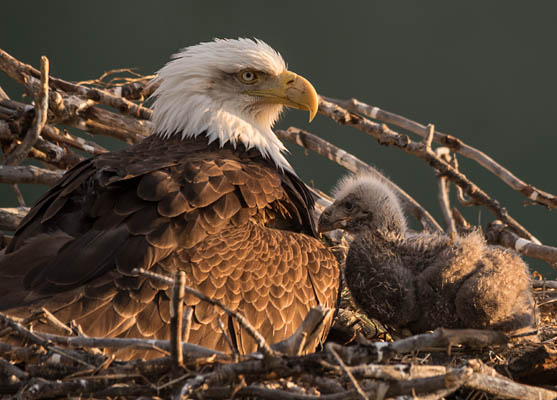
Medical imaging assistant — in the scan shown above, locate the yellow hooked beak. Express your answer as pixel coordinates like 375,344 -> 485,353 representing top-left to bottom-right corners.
245,70 -> 319,122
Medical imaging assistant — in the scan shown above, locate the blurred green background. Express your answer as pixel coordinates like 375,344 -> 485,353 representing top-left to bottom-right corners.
1,1 -> 555,277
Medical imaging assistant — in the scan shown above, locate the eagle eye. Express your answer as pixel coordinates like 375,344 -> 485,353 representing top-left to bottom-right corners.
344,201 -> 354,211
238,70 -> 258,84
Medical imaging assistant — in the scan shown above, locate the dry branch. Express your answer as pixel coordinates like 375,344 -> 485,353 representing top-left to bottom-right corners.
0,48 -> 152,120
35,332 -> 225,360
5,56 -> 48,166
487,220 -> 557,270
318,97 -> 541,244
0,165 -> 63,186
277,128 -> 442,232
170,270 -> 186,366
323,96 -> 557,210
0,207 -> 28,231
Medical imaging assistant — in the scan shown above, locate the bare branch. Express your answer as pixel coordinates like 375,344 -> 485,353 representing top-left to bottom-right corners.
0,207 -> 28,231
327,343 -> 369,400
277,127 -> 442,232
0,48 -> 152,120
0,165 -> 64,186
436,175 -> 455,234
533,280 -> 557,289
5,56 -> 49,166
318,97 -> 541,244
170,270 -> 185,367
35,332 -> 225,360
486,220 -> 557,270
323,96 -> 557,210
0,312 -> 96,368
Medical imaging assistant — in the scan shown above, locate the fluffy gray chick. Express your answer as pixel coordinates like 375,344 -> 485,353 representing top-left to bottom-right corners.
319,174 -> 536,334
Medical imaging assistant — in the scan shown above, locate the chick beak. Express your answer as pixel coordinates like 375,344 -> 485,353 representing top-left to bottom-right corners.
318,208 -> 347,233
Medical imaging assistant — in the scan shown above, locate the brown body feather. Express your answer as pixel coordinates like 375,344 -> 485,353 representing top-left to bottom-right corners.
0,134 -> 339,359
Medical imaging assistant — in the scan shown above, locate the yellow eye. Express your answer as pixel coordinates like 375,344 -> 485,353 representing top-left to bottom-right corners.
238,70 -> 258,84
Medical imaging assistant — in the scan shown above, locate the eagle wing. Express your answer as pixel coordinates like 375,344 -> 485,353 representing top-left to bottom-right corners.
0,135 -> 338,358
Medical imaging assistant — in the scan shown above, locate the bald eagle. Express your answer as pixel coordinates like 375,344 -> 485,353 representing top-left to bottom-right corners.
0,38 -> 339,359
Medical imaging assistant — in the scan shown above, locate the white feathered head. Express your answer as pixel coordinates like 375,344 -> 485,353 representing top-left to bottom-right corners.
151,38 -> 318,172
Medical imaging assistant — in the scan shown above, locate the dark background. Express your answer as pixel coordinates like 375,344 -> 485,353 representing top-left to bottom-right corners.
1,1 -> 555,277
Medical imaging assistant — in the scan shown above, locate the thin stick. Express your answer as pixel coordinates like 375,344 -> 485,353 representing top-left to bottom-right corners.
5,56 -> 49,166
277,127 -> 442,233
217,319 -> 239,358
437,175 -> 455,234
533,280 -> 557,289
0,357 -> 28,380
0,48 -> 152,120
0,165 -> 64,186
323,95 -> 557,210
327,343 -> 369,400
182,306 -> 193,344
0,207 -> 28,231
0,312 -> 96,368
12,184 -> 25,207
486,220 -> 557,269
36,332 -> 225,359
451,207 -> 473,235
424,123 -> 435,150
318,98 -> 540,244
170,270 -> 186,367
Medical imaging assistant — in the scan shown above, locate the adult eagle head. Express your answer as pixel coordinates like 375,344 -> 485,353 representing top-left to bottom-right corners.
0,38 -> 339,359
152,38 -> 318,172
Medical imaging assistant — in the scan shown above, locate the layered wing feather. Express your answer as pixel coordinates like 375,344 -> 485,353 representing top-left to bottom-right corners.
0,134 -> 338,359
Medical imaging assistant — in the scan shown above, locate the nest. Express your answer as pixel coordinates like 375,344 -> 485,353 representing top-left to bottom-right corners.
0,48 -> 556,399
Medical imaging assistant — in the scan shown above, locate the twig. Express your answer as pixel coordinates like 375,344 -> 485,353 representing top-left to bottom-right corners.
533,280 -> 557,289
0,124 -> 83,169
434,146 -> 457,233
486,220 -> 557,270
0,207 -> 28,231
318,98 -> 541,244
451,207 -> 473,235
389,328 -> 508,355
464,360 -> 557,400
132,268 -> 278,358
331,328 -> 508,366
0,312 -> 96,368
12,184 -> 25,207
327,343 -> 369,400
277,127 -> 442,233
182,306 -> 193,344
170,270 -> 185,367
424,123 -> 435,150
0,357 -> 28,380
0,48 -> 152,120
35,332 -> 224,360
0,85 -> 8,100
323,96 -> 557,210
73,106 -> 150,143
5,56 -> 49,166
217,319 -> 239,358
437,175 -> 455,234
272,306 -> 333,356
0,165 -> 64,186
42,124 -> 107,155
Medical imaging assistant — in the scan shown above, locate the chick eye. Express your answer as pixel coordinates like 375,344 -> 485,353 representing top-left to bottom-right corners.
344,201 -> 354,211
238,70 -> 258,84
